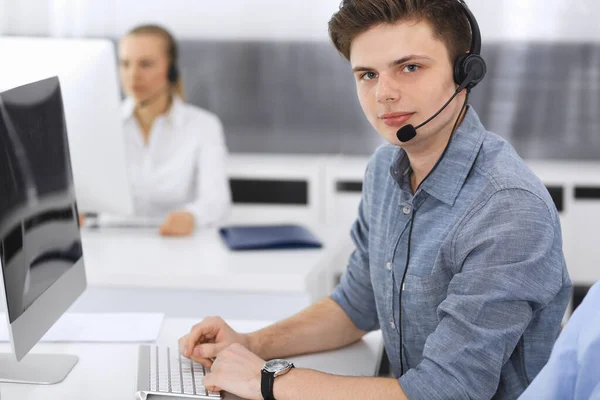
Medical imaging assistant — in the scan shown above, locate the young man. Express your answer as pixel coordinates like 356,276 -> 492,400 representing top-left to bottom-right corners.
179,1 -> 571,399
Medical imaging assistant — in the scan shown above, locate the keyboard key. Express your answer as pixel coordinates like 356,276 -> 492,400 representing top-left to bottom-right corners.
183,375 -> 195,394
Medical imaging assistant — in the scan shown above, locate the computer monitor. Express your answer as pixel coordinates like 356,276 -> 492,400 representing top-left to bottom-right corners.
0,37 -> 133,215
0,77 -> 86,384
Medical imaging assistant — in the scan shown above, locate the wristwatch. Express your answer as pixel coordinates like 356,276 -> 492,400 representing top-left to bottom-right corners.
261,359 -> 295,400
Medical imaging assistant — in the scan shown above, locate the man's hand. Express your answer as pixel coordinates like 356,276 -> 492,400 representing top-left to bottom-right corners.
203,343 -> 265,400
159,211 -> 195,236
178,316 -> 251,368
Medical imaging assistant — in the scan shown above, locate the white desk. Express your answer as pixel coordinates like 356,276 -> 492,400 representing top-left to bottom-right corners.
71,226 -> 350,320
0,318 -> 384,400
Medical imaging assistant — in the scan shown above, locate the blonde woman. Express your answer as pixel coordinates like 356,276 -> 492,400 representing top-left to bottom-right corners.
117,24 -> 230,236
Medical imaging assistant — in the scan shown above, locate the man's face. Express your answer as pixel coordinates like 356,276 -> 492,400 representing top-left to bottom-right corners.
350,20 -> 464,148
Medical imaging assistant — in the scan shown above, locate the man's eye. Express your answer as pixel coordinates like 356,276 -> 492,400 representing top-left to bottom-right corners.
361,72 -> 378,80
403,64 -> 420,73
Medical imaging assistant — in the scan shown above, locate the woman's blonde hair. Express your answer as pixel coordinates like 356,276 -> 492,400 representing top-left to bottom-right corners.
126,24 -> 185,100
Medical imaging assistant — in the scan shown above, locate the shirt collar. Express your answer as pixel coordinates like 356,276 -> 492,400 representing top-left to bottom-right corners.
121,95 -> 185,130
390,106 -> 486,206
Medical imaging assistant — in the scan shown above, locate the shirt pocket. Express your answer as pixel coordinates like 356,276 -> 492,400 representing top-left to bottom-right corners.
400,269 -> 451,366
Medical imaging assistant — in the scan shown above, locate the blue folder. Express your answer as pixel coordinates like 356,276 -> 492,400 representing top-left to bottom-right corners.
219,224 -> 323,250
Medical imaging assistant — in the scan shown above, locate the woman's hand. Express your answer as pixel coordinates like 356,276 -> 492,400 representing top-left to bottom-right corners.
159,211 -> 195,236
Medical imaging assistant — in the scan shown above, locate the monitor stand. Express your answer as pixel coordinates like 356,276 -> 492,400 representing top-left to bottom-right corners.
0,353 -> 78,384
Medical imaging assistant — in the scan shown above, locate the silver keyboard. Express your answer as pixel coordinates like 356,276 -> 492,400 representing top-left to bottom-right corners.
135,345 -> 223,399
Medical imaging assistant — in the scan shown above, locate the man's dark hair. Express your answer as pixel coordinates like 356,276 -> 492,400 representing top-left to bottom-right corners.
328,0 -> 472,64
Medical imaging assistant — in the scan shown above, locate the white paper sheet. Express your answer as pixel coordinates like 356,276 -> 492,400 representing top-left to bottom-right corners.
0,312 -> 165,342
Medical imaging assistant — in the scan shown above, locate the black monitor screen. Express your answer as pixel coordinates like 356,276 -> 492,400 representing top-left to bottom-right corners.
0,77 -> 82,323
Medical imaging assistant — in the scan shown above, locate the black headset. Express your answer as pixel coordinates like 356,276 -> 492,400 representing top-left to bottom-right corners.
167,40 -> 180,84
453,0 -> 486,90
168,64 -> 179,84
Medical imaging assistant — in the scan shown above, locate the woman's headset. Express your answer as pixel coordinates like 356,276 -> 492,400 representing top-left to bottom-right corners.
167,41 -> 180,84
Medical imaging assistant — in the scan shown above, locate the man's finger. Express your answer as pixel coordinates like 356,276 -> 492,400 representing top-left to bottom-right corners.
203,372 -> 221,392
181,321 -> 219,357
178,334 -> 192,357
192,342 -> 227,360
189,356 -> 213,369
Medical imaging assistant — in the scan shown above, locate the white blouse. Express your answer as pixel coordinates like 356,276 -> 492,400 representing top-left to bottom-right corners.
120,96 -> 231,227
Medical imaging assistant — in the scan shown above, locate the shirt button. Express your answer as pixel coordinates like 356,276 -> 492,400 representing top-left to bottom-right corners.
386,262 -> 392,271
390,321 -> 396,330
402,206 -> 411,215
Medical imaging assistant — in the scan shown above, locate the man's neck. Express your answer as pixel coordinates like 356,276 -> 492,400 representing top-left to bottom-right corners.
406,106 -> 468,193
407,132 -> 450,193
134,93 -> 172,143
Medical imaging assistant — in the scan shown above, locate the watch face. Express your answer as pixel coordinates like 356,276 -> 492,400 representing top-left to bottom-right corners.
264,359 -> 291,373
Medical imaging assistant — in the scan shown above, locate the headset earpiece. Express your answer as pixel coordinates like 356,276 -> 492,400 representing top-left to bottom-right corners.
453,53 -> 487,90
453,0 -> 487,91
167,63 -> 179,84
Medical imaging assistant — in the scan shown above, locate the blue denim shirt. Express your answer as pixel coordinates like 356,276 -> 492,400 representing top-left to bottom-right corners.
330,107 -> 572,400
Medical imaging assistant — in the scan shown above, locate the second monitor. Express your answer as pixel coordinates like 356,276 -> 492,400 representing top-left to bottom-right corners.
0,37 -> 133,216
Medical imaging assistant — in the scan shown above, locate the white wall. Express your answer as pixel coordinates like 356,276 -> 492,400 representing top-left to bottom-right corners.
3,0 -> 49,36
0,2 -> 5,35
112,0 -> 342,40
470,0 -> 600,42
2,0 -> 600,42
0,0 -> 5,34
3,0 -> 342,40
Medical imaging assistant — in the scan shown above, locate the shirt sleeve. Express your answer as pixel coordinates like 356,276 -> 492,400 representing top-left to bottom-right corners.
183,116 -> 232,228
330,163 -> 380,332
399,188 -> 568,400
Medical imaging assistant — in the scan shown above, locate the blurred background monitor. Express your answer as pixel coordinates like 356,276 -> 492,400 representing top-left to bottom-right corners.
0,37 -> 133,215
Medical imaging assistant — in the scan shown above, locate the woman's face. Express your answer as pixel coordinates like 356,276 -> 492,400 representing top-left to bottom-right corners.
118,34 -> 170,102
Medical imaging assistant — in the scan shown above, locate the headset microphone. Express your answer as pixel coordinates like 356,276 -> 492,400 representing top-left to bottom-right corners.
396,69 -> 476,143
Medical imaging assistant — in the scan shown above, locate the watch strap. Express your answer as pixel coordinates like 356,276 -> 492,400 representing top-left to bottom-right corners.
261,368 -> 276,400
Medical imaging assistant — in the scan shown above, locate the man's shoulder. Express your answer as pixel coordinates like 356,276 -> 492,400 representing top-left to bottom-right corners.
470,130 -> 557,215
475,132 -> 546,192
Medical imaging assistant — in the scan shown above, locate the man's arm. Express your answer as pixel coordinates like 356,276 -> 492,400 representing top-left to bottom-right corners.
249,159 -> 378,360
178,297 -> 368,368
273,368 -> 408,400
247,297 -> 367,360
274,369 -> 408,400
204,343 -> 409,400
